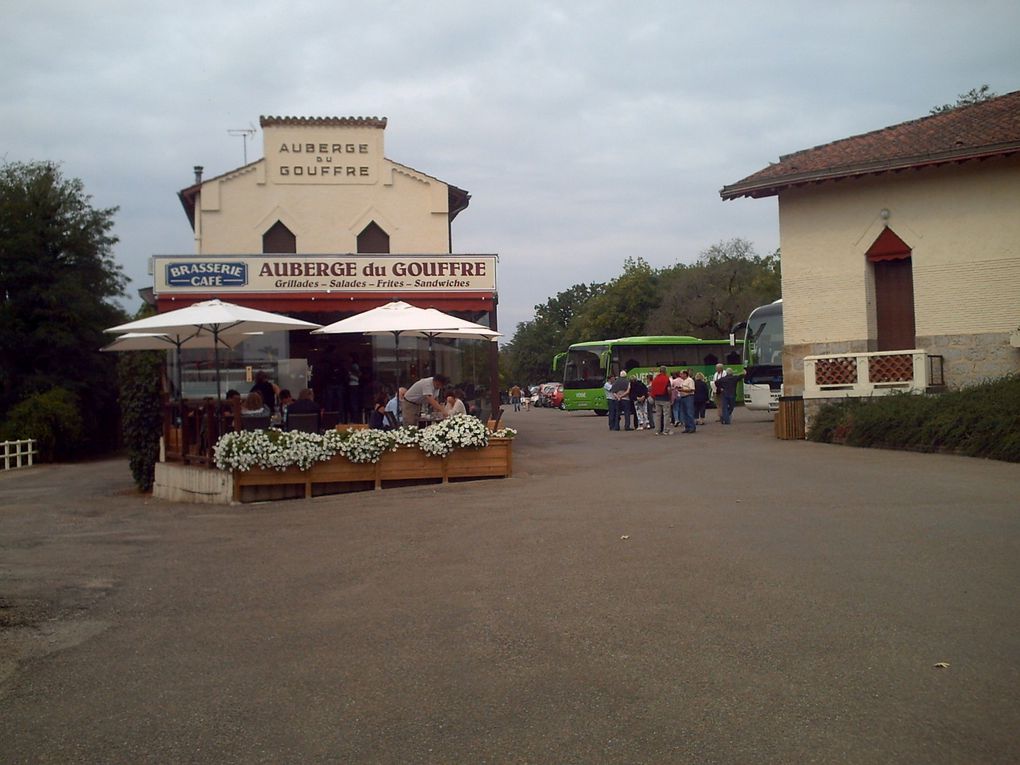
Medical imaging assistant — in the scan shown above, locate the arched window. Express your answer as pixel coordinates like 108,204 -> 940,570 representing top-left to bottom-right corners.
357,221 -> 390,253
263,221 -> 296,254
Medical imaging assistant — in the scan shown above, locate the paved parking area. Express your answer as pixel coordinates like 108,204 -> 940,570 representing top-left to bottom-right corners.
1,408 -> 1018,763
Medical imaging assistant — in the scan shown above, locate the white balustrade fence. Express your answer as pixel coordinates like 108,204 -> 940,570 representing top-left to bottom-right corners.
2,439 -> 37,470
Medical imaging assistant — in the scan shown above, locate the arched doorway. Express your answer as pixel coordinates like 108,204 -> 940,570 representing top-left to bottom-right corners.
867,227 -> 915,351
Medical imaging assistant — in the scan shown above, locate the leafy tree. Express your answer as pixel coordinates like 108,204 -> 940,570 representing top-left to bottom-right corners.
502,282 -> 602,385
0,160 -> 128,454
566,257 -> 660,343
647,239 -> 780,338
930,84 -> 997,115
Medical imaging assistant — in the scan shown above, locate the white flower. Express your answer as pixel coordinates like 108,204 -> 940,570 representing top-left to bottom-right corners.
212,415 -> 506,472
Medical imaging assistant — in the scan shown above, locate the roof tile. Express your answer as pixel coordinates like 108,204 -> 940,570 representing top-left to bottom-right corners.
721,90 -> 1020,199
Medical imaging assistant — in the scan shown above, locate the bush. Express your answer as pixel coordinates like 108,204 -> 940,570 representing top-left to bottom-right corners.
0,388 -> 85,462
117,350 -> 164,491
807,375 -> 1020,462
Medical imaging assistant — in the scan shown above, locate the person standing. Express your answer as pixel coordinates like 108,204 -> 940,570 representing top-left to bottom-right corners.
648,366 -> 672,435
509,384 -> 522,412
677,369 -> 697,433
711,363 -> 729,423
604,374 -> 617,430
715,371 -> 746,425
693,372 -> 710,426
346,353 -> 362,423
249,371 -> 277,416
665,373 -> 681,428
610,371 -> 632,431
402,373 -> 450,426
628,373 -> 649,430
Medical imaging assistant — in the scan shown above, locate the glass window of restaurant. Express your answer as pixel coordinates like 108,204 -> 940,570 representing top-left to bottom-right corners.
170,309 -> 495,419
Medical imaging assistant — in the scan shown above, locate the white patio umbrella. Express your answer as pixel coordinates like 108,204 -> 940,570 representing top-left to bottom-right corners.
312,300 -> 469,380
106,299 -> 320,402
100,331 -> 260,403
312,300 -> 466,336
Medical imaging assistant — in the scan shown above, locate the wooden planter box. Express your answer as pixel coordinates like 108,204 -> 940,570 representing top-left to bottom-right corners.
231,438 -> 513,503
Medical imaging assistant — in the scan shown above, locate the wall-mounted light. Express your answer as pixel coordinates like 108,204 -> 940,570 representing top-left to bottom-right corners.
880,208 -> 890,221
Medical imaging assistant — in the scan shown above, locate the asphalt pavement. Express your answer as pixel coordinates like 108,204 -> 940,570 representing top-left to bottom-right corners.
1,406 -> 1018,764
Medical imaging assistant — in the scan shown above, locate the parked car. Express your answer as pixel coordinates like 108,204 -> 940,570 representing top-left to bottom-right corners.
536,382 -> 564,409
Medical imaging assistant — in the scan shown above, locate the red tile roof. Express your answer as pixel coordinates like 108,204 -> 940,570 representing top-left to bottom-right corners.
259,115 -> 388,128
721,90 -> 1020,199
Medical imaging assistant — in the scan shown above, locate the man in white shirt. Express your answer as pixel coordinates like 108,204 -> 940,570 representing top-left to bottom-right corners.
677,369 -> 696,433
402,374 -> 450,426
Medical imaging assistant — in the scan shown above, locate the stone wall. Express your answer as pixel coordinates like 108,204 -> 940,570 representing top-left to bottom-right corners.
917,332 -> 1019,388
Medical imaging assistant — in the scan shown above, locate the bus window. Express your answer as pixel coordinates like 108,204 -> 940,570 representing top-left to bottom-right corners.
725,350 -> 741,364
703,353 -> 718,366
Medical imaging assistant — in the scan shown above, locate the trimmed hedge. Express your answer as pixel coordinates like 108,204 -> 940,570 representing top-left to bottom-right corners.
807,375 -> 1020,463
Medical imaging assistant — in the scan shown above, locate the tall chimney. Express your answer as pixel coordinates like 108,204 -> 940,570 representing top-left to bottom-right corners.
193,165 -> 204,184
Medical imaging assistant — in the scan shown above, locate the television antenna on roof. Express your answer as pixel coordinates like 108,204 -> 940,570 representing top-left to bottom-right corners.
227,123 -> 257,164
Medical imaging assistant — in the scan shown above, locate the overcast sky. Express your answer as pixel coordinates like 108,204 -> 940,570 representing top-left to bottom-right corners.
3,1 -> 1017,338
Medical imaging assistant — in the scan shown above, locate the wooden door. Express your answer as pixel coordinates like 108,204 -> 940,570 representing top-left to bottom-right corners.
874,258 -> 915,351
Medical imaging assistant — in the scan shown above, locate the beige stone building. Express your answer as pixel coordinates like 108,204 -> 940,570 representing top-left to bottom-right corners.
722,91 -> 1020,404
157,116 -> 498,420
179,116 -> 469,257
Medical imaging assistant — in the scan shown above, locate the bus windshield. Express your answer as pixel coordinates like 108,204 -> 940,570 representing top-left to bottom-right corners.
563,345 -> 607,388
744,306 -> 783,368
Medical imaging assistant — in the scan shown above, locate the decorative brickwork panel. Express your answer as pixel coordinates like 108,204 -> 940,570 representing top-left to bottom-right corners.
814,357 -> 857,385
869,354 -> 913,383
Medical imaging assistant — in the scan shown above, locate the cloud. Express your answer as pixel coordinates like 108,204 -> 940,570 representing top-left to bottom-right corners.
2,0 -> 1017,335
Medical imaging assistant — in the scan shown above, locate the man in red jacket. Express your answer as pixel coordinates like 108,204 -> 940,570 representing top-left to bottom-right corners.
648,365 -> 672,435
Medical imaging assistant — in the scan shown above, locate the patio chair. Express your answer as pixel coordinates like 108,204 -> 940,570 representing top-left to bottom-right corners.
286,412 -> 320,433
241,415 -> 271,431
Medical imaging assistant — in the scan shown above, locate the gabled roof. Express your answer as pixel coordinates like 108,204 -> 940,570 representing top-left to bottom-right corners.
721,89 -> 1020,200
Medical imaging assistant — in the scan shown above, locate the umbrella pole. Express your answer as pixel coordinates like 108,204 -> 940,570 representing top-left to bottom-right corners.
213,328 -> 223,404
393,331 -> 400,389
174,339 -> 184,426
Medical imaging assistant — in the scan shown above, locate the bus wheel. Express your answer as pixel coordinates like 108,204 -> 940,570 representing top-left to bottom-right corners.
594,409 -> 607,416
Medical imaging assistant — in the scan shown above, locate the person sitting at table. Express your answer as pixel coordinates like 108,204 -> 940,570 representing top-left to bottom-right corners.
278,389 -> 294,416
386,387 -> 406,426
241,391 -> 269,418
286,388 -> 319,416
369,392 -> 397,430
284,388 -> 320,430
401,373 -> 450,426
444,388 -> 467,417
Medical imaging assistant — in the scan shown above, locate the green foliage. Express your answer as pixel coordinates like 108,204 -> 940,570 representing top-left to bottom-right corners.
567,258 -> 661,343
929,84 -> 997,115
503,282 -> 603,385
0,387 -> 85,462
807,376 -> 1020,462
0,160 -> 128,455
649,239 -> 780,337
117,348 -> 164,491
500,239 -> 781,385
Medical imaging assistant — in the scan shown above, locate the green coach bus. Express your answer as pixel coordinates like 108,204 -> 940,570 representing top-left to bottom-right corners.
552,336 -> 744,414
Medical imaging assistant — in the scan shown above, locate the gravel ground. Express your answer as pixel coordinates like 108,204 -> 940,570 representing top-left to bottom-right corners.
1,407 -> 1018,764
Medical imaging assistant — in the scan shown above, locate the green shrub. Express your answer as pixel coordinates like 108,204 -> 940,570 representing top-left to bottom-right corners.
0,388 -> 85,462
807,375 -> 1020,462
117,350 -> 164,492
